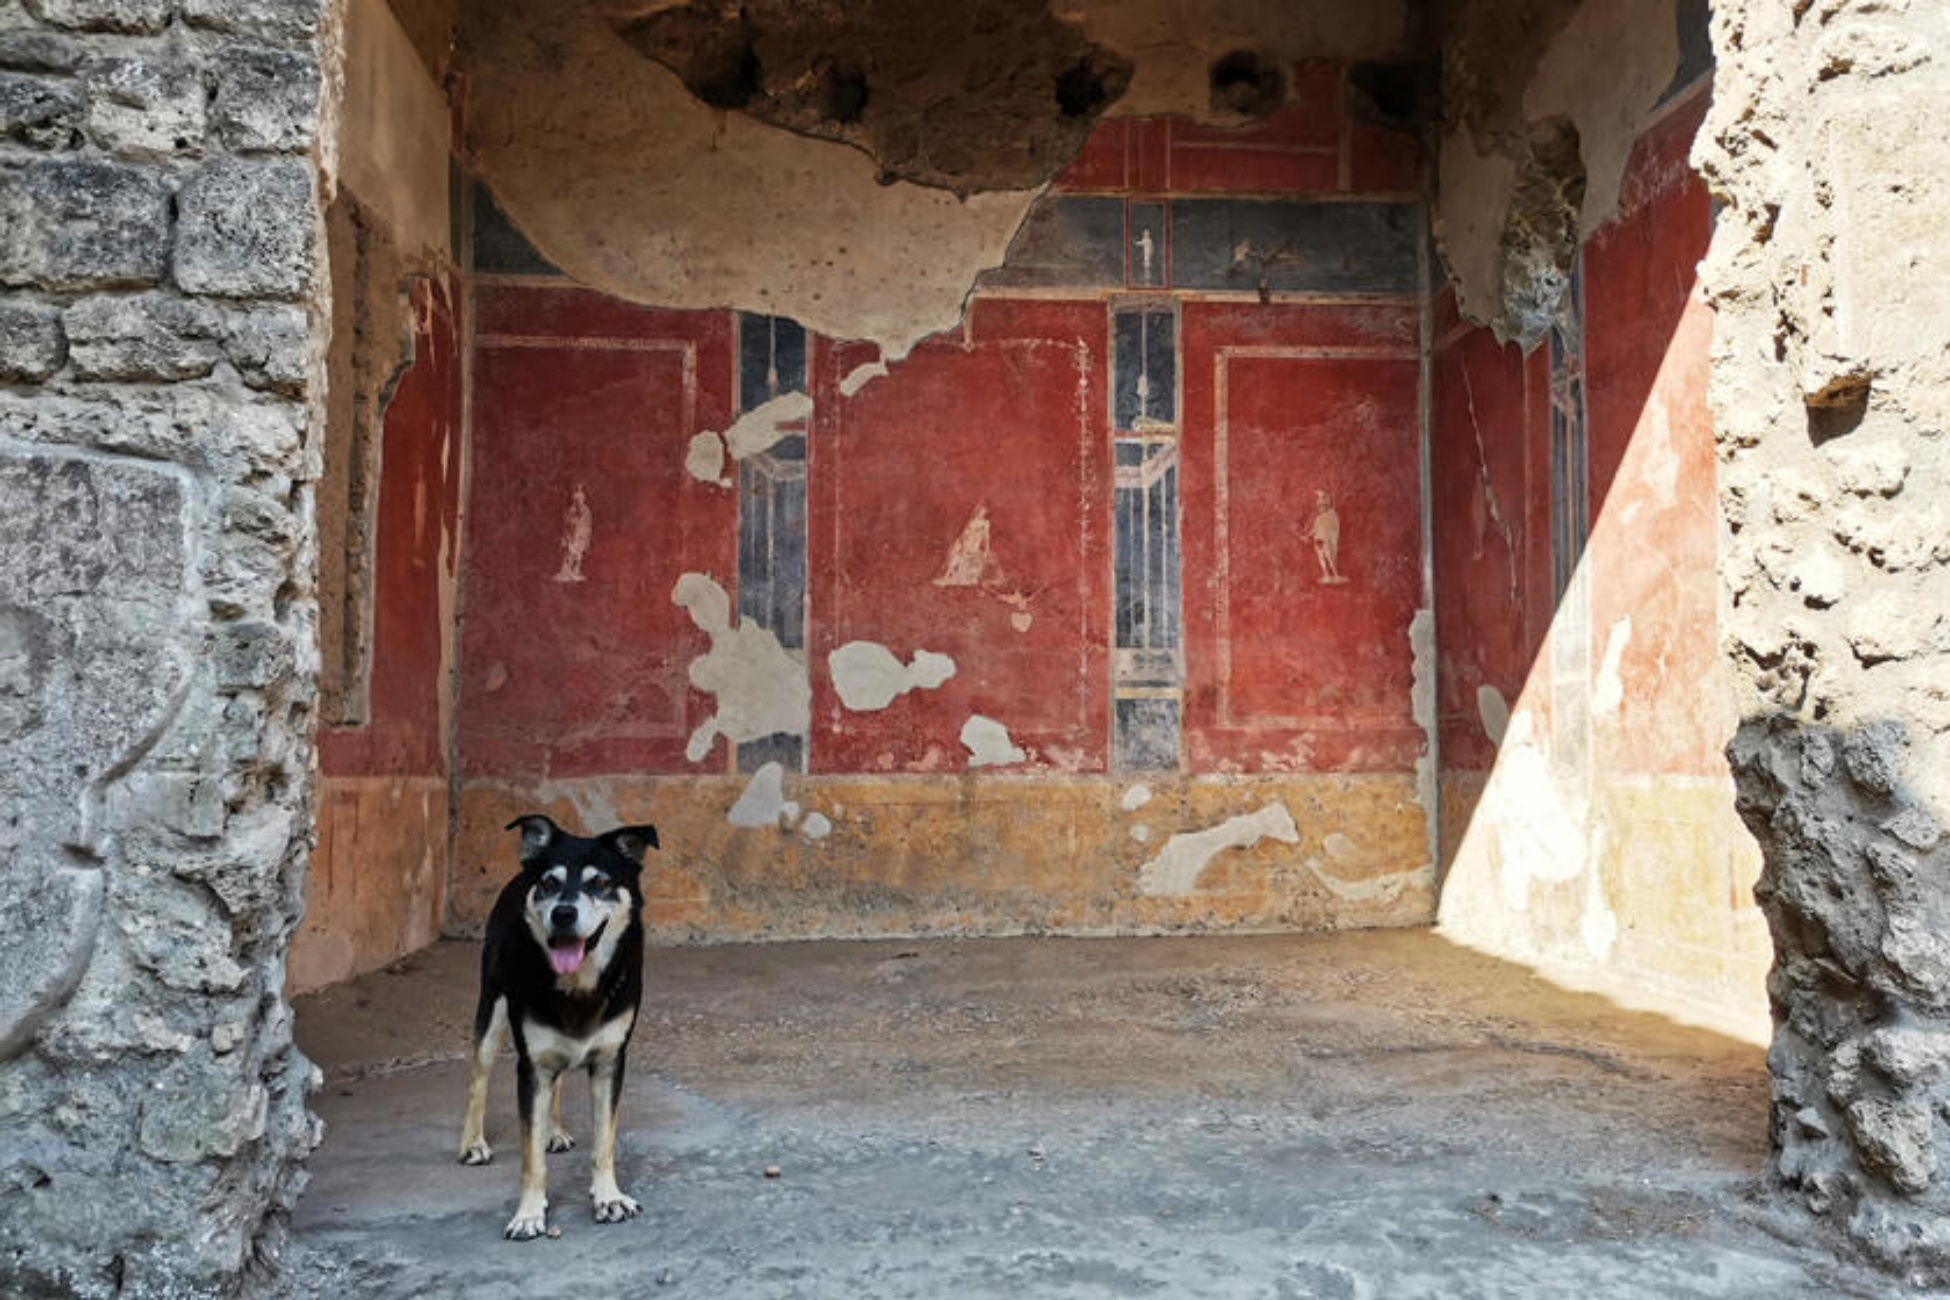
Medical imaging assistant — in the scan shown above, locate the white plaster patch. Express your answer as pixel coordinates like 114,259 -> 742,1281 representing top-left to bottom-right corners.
721,391 -> 814,460
1304,832 -> 1435,905
1120,783 -> 1152,812
728,763 -> 792,828
1477,685 -> 1511,748
1487,712 -> 1589,911
1409,608 -> 1438,873
961,715 -> 1026,768
828,641 -> 957,712
673,573 -> 811,762
839,360 -> 888,397
1130,825 -> 1152,844
685,430 -> 728,486
1137,803 -> 1300,898
1592,617 -> 1633,718
800,811 -> 833,841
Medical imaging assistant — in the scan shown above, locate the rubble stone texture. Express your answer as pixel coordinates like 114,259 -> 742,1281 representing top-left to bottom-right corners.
0,0 -> 326,1294
1699,0 -> 1950,1282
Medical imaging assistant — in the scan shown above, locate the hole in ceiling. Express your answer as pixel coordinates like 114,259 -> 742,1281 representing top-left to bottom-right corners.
1209,50 -> 1286,119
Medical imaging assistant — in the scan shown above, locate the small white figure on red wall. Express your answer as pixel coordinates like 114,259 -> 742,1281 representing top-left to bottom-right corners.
1312,489 -> 1348,585
554,484 -> 592,584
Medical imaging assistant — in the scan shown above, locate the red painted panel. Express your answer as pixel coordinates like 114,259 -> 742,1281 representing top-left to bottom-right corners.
1169,141 -> 1341,195
1053,118 -> 1129,192
1348,121 -> 1420,194
1583,88 -> 1719,777
810,299 -> 1110,773
1180,302 -> 1424,773
321,275 -> 462,778
1430,323 -> 1536,771
1132,118 -> 1171,193
457,297 -> 735,779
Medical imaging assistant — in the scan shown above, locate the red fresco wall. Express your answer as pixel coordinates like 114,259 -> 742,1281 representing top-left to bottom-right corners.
457,288 -> 735,779
1180,300 -> 1425,773
809,299 -> 1112,773
458,65 -> 1429,789
1430,89 -> 1715,781
318,275 -> 463,780
1582,89 -> 1722,777
1429,291 -> 1553,773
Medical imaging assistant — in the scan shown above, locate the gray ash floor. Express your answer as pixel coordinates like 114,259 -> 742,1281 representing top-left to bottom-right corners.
283,930 -> 1904,1298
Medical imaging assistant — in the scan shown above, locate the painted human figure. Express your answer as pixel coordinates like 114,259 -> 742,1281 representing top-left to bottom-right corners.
1312,489 -> 1347,585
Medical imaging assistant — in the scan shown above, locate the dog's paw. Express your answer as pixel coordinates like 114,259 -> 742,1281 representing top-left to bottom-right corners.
458,1142 -> 493,1166
546,1131 -> 577,1153
593,1192 -> 641,1224
504,1208 -> 550,1241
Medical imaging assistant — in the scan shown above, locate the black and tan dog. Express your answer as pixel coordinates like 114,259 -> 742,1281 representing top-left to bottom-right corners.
457,814 -> 657,1239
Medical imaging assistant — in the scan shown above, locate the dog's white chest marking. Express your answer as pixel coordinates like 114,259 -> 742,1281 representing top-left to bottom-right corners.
520,1012 -> 635,1075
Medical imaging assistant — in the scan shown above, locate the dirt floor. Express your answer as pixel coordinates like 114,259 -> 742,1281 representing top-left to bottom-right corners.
282,930 -> 1904,1298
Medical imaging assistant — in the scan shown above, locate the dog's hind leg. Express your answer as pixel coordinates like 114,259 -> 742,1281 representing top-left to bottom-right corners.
588,1044 -> 640,1224
505,1053 -> 556,1240
458,995 -> 508,1165
546,1074 -> 576,1153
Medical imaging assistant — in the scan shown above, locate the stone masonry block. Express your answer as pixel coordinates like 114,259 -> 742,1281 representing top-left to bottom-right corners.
22,0 -> 170,34
65,293 -> 225,382
175,159 -> 314,299
0,301 -> 66,382
180,0 -> 320,44
0,30 -> 89,74
213,47 -> 318,153
0,72 -> 82,149
222,304 -> 309,394
0,159 -> 170,290
85,56 -> 208,158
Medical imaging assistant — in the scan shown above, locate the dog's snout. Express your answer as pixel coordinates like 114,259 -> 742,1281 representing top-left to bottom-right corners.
549,903 -> 578,931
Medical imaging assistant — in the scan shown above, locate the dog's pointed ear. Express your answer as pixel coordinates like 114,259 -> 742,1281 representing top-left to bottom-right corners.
505,814 -> 560,866
598,824 -> 659,865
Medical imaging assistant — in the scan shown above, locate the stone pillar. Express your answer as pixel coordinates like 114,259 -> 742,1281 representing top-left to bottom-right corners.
0,0 -> 329,1294
1700,1 -> 1950,1281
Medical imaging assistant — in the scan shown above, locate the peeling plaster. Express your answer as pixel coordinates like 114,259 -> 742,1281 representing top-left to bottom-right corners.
673,573 -> 811,762
1592,617 -> 1632,718
961,715 -> 1027,768
1136,803 -> 1300,897
1477,685 -> 1511,747
1120,783 -> 1153,812
829,641 -> 957,712
840,361 -> 888,397
461,0 -> 1038,360
801,811 -> 833,840
1410,607 -> 1438,825
685,430 -> 727,486
1305,832 -> 1436,904
721,391 -> 813,460
728,761 -> 791,828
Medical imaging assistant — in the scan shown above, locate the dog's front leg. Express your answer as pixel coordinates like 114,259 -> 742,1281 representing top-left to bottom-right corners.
505,1053 -> 556,1240
458,997 -> 508,1165
588,1046 -> 640,1224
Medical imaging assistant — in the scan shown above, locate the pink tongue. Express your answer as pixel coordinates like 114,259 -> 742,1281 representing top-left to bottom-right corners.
549,941 -> 585,976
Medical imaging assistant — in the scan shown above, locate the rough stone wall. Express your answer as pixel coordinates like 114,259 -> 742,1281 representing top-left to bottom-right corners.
1699,0 -> 1950,1279
0,0 -> 329,1294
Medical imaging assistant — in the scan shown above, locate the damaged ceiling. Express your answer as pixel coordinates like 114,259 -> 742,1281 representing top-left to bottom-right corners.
456,0 -> 1412,356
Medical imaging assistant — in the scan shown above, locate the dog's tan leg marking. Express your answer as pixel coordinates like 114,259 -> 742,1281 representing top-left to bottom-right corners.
546,1074 -> 575,1153
458,997 -> 507,1166
504,1059 -> 555,1240
588,1052 -> 639,1224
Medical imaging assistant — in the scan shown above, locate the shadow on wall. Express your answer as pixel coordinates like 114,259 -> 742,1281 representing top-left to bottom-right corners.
1430,85 -> 1772,1039
1729,715 -> 1950,1282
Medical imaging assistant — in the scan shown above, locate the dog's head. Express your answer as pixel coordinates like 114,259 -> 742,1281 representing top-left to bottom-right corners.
505,815 -> 658,980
